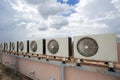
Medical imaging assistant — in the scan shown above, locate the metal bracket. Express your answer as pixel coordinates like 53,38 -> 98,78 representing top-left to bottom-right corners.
76,59 -> 81,66
108,62 -> 115,72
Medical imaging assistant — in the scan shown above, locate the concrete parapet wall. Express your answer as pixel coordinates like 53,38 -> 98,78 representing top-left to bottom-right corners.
0,43 -> 120,80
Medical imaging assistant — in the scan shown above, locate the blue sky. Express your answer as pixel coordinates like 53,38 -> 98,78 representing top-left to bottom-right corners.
0,0 -> 120,41
57,0 -> 79,6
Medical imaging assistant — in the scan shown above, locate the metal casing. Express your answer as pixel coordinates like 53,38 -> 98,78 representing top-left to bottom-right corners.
29,39 -> 44,54
0,43 -> 4,51
10,41 -> 17,52
4,42 -> 10,52
46,37 -> 72,57
73,33 -> 118,62
18,41 -> 27,53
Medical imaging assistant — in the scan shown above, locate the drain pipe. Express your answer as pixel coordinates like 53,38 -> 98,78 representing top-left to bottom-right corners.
61,64 -> 65,80
15,42 -> 19,74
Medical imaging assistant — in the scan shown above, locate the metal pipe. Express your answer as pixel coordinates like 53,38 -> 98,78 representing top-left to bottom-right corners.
61,64 -> 65,80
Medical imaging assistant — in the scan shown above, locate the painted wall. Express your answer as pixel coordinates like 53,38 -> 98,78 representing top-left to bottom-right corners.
0,43 -> 120,80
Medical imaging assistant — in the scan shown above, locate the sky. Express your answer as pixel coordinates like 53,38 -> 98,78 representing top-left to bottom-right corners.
0,0 -> 120,41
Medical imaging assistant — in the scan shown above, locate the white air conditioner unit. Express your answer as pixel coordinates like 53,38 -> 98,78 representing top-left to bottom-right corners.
10,41 -> 17,52
74,33 -> 118,62
46,37 -> 72,57
18,41 -> 27,53
4,42 -> 10,52
0,43 -> 4,51
29,39 -> 44,54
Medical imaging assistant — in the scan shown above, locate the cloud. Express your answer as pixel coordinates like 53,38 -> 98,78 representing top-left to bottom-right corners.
9,0 -> 71,29
0,0 -> 16,31
111,0 -> 120,11
75,0 -> 117,19
24,0 -> 44,5
0,0 -> 29,41
48,15 -> 69,29
66,0 -> 120,37
37,3 -> 69,19
25,0 -> 71,19
9,0 -> 49,32
0,0 -> 120,41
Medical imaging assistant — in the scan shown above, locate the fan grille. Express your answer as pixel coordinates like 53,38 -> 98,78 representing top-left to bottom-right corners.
11,42 -> 15,50
47,40 -> 59,54
30,41 -> 37,52
77,37 -> 98,57
5,43 -> 8,50
0,43 -> 3,50
19,42 -> 24,51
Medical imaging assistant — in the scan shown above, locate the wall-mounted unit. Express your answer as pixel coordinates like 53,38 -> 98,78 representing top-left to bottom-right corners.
46,37 -> 72,58
18,41 -> 27,53
10,41 -> 17,53
74,33 -> 118,62
4,42 -> 10,52
29,39 -> 45,55
0,43 -> 4,51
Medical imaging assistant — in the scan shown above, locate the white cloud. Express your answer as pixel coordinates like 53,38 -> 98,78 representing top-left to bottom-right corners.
111,0 -> 120,11
0,0 -> 120,41
25,0 -> 71,19
48,15 -> 68,29
66,0 -> 120,37
37,1 -> 71,19
9,0 -> 71,29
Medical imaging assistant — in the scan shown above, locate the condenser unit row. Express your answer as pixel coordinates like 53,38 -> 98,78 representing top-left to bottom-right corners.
0,33 -> 118,62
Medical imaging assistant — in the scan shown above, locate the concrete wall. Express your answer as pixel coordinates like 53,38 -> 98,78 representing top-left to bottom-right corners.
0,43 -> 120,80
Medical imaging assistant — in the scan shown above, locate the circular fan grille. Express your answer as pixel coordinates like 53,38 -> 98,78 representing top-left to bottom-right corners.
47,40 -> 59,54
30,41 -> 37,52
19,42 -> 24,51
5,43 -> 8,50
11,42 -> 15,50
77,37 -> 98,57
0,43 -> 3,49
